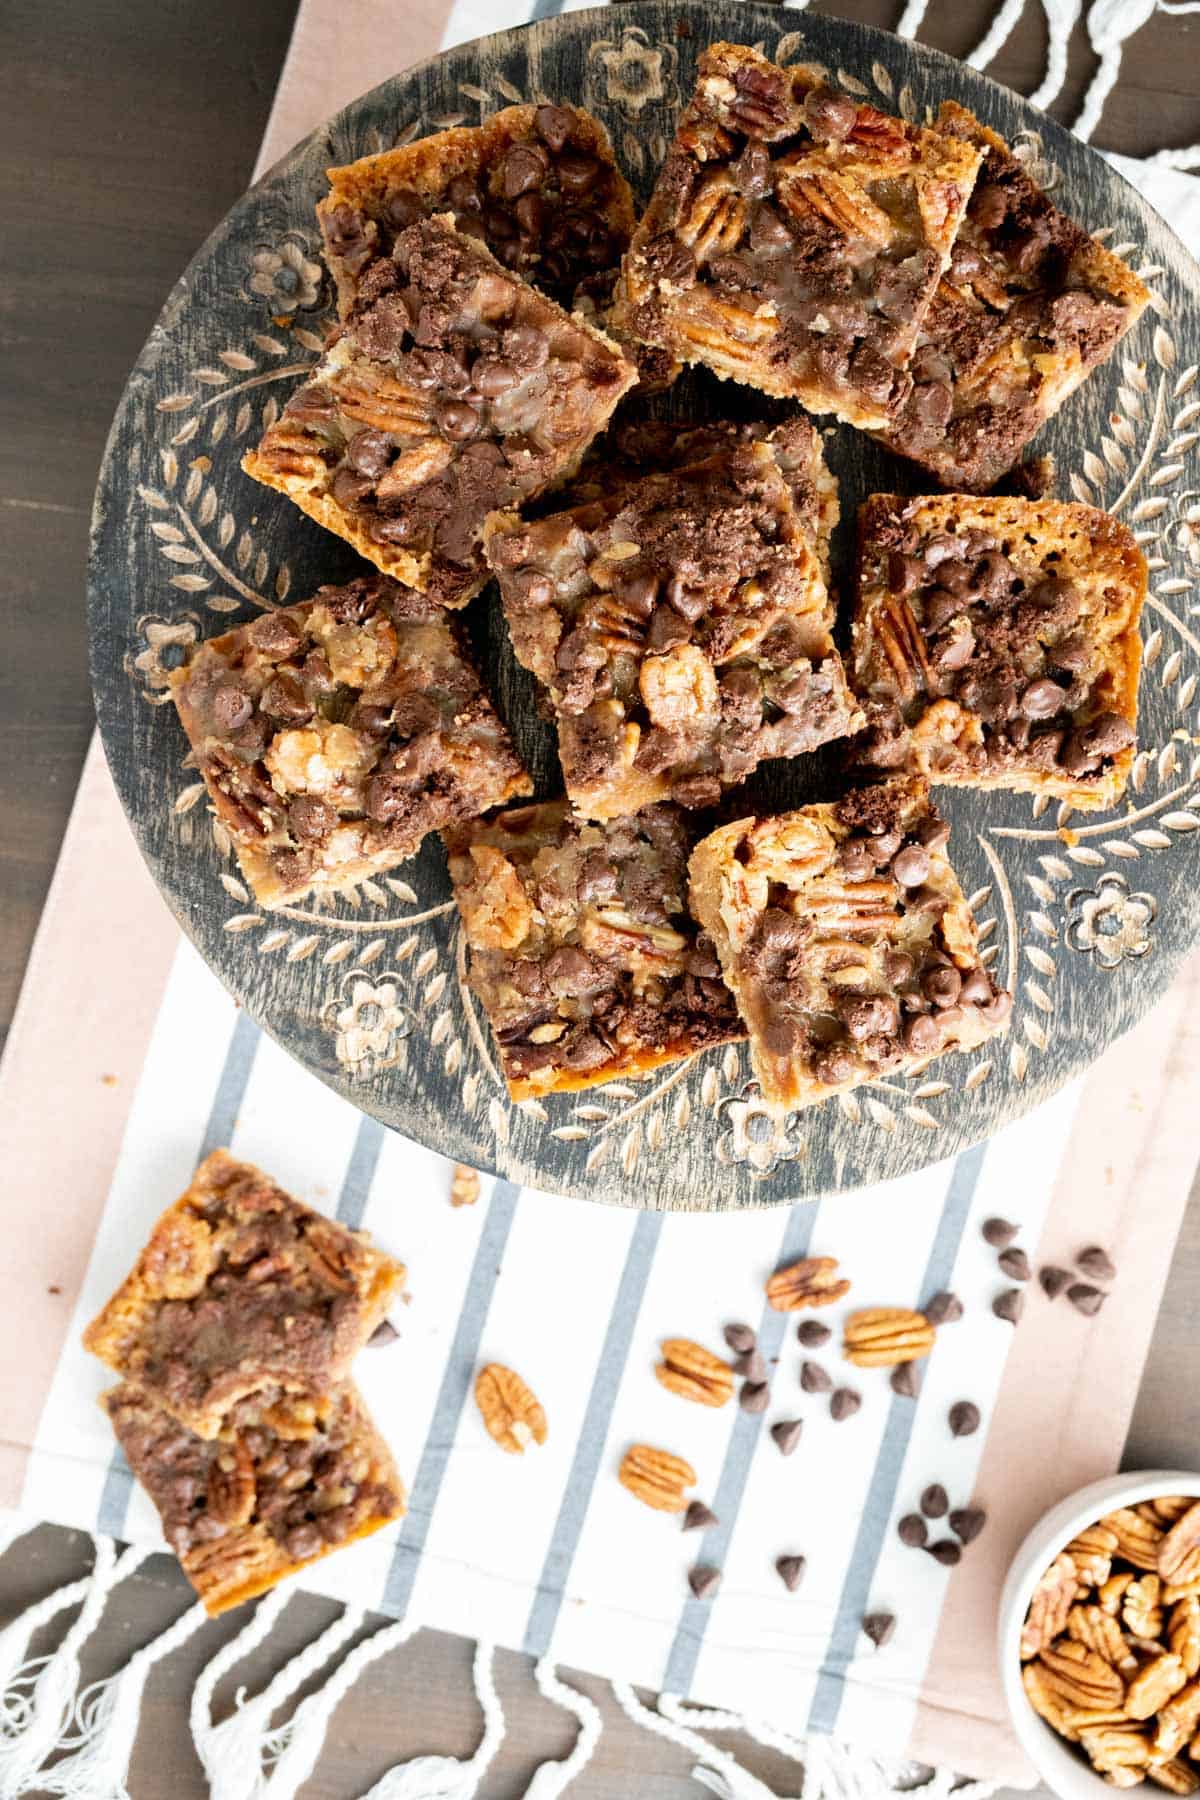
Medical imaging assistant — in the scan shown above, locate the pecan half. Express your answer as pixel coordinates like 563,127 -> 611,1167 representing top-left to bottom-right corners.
1023,1660 -> 1080,1740
1068,1604 -> 1138,1677
1160,1503 -> 1200,1588
843,1307 -> 935,1368
1066,1522 -> 1119,1588
1126,1653 -> 1188,1721
1150,1759 -> 1200,1795
475,1363 -> 548,1455
208,1439 -> 256,1528
1079,1722 -> 1154,1780
1038,1639 -> 1126,1712
1154,1679 -> 1200,1757
1105,1506 -> 1165,1572
1169,1596 -> 1200,1678
765,1255 -> 850,1312
1022,1552 -> 1079,1659
619,1443 -> 696,1513
655,1338 -> 734,1408
1100,1571 -> 1135,1615
1126,1574 -> 1166,1641
450,1164 -> 480,1208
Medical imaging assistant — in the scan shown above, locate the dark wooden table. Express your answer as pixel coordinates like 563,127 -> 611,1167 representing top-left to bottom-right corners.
3,2 -> 1198,1793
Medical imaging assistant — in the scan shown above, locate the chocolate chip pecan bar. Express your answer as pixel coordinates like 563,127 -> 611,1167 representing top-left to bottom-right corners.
319,104 -> 635,315
851,493 -> 1146,808
484,437 -> 860,819
875,103 -> 1150,490
443,799 -> 742,1098
243,216 -> 636,606
688,778 -> 1010,1114
84,1149 -> 406,1438
169,574 -> 530,910
616,42 -> 983,430
104,1380 -> 404,1615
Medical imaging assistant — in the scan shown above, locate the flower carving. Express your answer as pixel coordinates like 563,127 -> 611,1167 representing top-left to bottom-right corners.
716,1084 -> 806,1177
587,27 -> 677,118
124,613 -> 199,704
245,237 -> 323,312
324,972 -> 414,1080
1065,873 -> 1157,969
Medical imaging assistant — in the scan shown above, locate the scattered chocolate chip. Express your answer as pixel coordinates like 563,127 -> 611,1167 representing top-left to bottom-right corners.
998,1247 -> 1031,1282
47,1284 -> 62,1296
1067,1282 -> 1106,1317
724,1322 -> 757,1355
735,1349 -> 768,1383
830,1387 -> 861,1422
797,1320 -> 832,1348
924,1291 -> 963,1327
992,1288 -> 1025,1325
982,1217 -> 1018,1248
801,1360 -> 833,1394
862,1611 -> 896,1648
740,1380 -> 770,1414
776,1554 -> 806,1592
688,1564 -> 722,1600
891,1361 -> 921,1399
683,1500 -> 718,1532
1038,1265 -> 1072,1300
927,1540 -> 963,1567
948,1401 -> 981,1439
898,1514 -> 928,1548
367,1319 -> 400,1348
1076,1246 -> 1117,1283
771,1419 -> 804,1457
920,1483 -> 949,1519
950,1506 -> 987,1546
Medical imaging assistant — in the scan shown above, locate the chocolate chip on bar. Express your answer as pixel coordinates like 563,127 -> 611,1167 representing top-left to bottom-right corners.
318,105 -> 636,316
616,42 -> 982,430
244,216 -> 635,608
169,575 -> 530,909
688,776 -> 1010,1114
851,493 -> 1146,811
444,799 -> 742,1101
873,102 -> 1150,492
484,433 -> 859,820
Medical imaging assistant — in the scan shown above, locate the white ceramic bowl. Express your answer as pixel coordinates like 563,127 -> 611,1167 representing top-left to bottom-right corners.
999,1470 -> 1200,1800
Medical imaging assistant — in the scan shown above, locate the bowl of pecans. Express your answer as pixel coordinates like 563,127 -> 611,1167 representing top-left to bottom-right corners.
1000,1473 -> 1200,1798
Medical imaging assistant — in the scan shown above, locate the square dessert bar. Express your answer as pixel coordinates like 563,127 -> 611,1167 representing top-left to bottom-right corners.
875,103 -> 1150,490
84,1149 -> 406,1439
851,493 -> 1146,809
104,1381 -> 405,1615
688,777 -> 1010,1114
170,574 -> 530,910
443,800 -> 743,1099
243,216 -> 636,607
616,42 -> 983,430
484,437 -> 860,820
319,104 -> 635,315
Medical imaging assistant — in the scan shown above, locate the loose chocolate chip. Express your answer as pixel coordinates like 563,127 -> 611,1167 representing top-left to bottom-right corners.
949,1401 -> 981,1439
998,1247 -> 1031,1282
891,1361 -> 921,1398
1067,1283 -> 1106,1317
898,1514 -> 928,1548
982,1217 -> 1018,1248
776,1554 -> 806,1592
367,1319 -> 399,1348
830,1387 -> 861,1422
688,1564 -> 722,1601
740,1381 -> 770,1414
921,1484 -> 949,1519
735,1349 -> 768,1383
1076,1245 -> 1117,1283
801,1361 -> 832,1394
1039,1265 -> 1072,1300
927,1540 -> 962,1568
771,1419 -> 804,1457
993,1288 -> 1025,1325
683,1500 -> 718,1532
797,1320 -> 831,1348
950,1506 -> 987,1546
724,1322 -> 756,1355
862,1612 -> 896,1649
925,1292 -> 963,1327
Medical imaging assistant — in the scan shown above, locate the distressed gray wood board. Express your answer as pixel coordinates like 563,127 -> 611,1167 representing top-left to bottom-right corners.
88,1 -> 1200,1209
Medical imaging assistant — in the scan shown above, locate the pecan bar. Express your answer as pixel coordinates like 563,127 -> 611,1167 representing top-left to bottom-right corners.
443,799 -> 742,1099
484,438 -> 860,819
83,1149 -> 406,1438
875,103 -> 1150,490
243,216 -> 636,606
688,778 -> 1010,1114
319,104 -> 635,315
104,1381 -> 404,1615
616,42 -> 983,430
169,574 -> 530,909
851,493 -> 1146,809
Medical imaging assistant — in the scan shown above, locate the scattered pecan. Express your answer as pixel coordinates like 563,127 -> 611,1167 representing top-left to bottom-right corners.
450,1163 -> 480,1208
619,1443 -> 696,1513
655,1338 -> 734,1408
1160,1502 -> 1200,1588
474,1363 -> 547,1455
843,1307 -> 935,1367
765,1255 -> 850,1312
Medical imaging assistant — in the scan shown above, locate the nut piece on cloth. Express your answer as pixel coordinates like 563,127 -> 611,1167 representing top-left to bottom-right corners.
766,1255 -> 849,1312
688,776 -> 1009,1113
475,1363 -> 548,1454
243,215 -> 635,608
850,493 -> 1146,812
168,574 -> 530,910
318,104 -> 635,316
614,41 -> 982,430
83,1148 -> 406,1439
619,1443 -> 696,1513
443,798 -> 742,1101
843,1306 -> 935,1367
103,1379 -> 404,1617
656,1338 -> 735,1408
